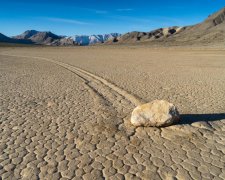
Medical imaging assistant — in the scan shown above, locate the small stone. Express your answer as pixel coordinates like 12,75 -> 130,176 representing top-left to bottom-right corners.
131,100 -> 180,127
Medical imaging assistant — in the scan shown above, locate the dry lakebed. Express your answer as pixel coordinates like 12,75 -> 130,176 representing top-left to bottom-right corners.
0,46 -> 225,179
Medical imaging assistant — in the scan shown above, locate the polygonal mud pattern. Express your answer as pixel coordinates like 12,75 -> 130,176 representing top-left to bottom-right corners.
0,48 -> 225,179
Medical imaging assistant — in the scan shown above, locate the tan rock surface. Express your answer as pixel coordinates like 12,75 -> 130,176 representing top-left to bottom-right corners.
131,100 -> 180,127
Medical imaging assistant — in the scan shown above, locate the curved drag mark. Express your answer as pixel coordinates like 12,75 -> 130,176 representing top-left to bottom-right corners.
0,53 -> 145,106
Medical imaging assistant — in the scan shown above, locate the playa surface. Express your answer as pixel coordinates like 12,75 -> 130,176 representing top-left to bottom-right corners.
0,46 -> 225,179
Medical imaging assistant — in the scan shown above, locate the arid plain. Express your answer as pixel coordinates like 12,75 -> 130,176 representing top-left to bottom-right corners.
0,46 -> 225,179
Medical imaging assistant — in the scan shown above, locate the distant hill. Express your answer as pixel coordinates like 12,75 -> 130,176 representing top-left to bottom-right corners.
14,30 -> 61,45
0,32 -> 33,44
105,27 -> 182,44
0,33 -> 12,42
13,30 -> 39,39
29,32 -> 61,44
107,7 -> 225,46
9,30 -> 121,46
170,6 -> 225,45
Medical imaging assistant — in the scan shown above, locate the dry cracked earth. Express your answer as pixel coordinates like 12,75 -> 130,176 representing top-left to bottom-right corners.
0,46 -> 225,180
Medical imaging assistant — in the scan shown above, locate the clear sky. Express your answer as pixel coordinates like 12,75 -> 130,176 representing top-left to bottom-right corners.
0,0 -> 224,36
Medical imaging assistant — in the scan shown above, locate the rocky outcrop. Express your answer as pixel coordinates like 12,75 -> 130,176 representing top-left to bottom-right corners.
27,32 -> 60,44
50,38 -> 79,46
112,27 -> 183,44
106,7 -> 225,46
131,100 -> 180,127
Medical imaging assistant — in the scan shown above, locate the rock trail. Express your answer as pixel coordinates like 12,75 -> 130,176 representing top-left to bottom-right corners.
0,53 -> 145,107
0,53 -> 145,137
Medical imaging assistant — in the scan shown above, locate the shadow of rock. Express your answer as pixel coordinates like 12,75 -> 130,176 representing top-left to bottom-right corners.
179,113 -> 225,125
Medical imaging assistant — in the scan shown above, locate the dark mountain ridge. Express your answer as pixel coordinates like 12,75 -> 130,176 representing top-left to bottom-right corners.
0,33 -> 33,44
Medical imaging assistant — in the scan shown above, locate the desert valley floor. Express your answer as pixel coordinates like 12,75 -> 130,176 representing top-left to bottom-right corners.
0,46 -> 225,180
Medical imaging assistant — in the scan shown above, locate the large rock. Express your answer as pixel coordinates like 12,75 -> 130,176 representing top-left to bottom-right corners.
131,100 -> 180,127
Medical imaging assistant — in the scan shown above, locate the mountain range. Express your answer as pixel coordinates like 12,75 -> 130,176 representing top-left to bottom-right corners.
0,30 -> 121,46
1,6 -> 224,46
107,7 -> 225,46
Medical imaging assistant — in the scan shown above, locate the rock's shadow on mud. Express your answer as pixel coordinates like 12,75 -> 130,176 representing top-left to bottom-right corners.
179,113 -> 225,125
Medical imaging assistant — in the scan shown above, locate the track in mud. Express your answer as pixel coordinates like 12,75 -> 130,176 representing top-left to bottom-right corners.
0,53 -> 144,137
0,53 -> 144,107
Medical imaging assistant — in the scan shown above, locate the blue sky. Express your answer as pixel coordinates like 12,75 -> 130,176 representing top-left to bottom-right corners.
0,0 -> 224,36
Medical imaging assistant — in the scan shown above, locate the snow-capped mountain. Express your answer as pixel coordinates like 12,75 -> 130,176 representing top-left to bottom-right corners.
67,33 -> 121,45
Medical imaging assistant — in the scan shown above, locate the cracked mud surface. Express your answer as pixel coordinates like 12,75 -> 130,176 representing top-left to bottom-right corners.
0,47 -> 225,179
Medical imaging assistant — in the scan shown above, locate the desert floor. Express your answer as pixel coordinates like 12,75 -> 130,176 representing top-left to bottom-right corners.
0,46 -> 225,180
